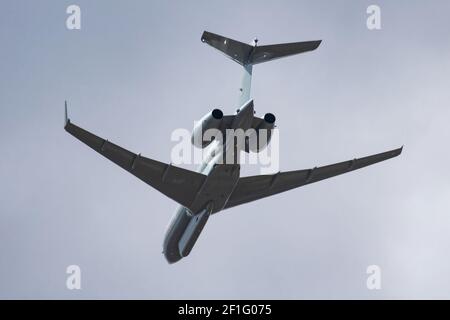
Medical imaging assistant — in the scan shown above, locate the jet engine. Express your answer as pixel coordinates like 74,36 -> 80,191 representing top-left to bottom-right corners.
191,109 -> 224,148
245,113 -> 276,152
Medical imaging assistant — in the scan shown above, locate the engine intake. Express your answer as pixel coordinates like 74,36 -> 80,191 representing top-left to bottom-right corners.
264,112 -> 276,124
191,109 -> 224,148
245,113 -> 276,152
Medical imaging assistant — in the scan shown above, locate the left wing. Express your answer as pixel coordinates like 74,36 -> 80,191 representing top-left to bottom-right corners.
64,105 -> 206,212
222,147 -> 402,211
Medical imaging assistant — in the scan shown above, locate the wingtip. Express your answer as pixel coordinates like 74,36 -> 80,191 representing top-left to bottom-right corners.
201,30 -> 209,42
314,40 -> 322,49
393,145 -> 404,157
64,100 -> 70,128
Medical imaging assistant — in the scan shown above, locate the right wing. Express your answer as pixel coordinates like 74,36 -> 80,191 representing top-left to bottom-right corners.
222,147 -> 402,211
64,108 -> 207,211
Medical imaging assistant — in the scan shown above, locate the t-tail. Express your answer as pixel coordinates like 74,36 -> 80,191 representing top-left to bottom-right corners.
201,31 -> 321,106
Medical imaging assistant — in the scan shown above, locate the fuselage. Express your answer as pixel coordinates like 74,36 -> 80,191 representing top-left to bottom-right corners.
163,100 -> 254,263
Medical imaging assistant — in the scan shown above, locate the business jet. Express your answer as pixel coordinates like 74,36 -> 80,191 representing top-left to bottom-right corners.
65,31 -> 402,263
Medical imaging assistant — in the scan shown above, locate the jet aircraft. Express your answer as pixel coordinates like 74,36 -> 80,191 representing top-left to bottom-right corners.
65,31 -> 402,263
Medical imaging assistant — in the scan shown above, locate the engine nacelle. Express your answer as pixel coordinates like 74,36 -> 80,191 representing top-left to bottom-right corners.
191,108 -> 224,148
245,113 -> 276,152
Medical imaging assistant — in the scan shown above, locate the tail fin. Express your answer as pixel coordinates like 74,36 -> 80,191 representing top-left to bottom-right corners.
201,31 -> 321,66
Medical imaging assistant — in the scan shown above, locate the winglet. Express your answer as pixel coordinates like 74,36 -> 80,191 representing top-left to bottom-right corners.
389,145 -> 403,158
64,100 -> 70,127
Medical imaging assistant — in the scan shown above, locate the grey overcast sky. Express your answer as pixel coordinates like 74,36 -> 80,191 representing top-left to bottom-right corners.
1,0 -> 450,299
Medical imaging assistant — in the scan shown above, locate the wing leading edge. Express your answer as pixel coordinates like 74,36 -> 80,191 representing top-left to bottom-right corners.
64,112 -> 207,212
223,147 -> 403,211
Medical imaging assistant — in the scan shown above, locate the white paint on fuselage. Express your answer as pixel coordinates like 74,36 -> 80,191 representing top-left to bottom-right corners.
163,65 -> 255,263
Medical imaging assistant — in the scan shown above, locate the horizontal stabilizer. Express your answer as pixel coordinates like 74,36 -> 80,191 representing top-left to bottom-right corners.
251,40 -> 321,64
201,31 -> 321,66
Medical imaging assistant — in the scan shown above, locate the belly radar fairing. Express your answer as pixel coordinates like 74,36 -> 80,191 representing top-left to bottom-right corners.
65,31 -> 402,264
